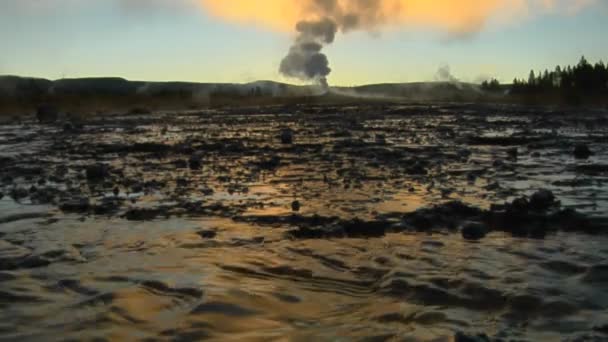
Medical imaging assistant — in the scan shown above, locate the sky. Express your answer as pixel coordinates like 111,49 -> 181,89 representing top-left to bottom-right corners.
0,0 -> 607,86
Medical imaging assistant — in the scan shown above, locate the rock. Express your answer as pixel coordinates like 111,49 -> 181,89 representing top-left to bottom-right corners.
86,164 -> 108,181
291,200 -> 301,212
493,159 -> 504,168
128,107 -> 151,115
124,208 -> 163,221
92,197 -> 123,215
529,189 -> 556,212
594,324 -> 608,334
574,144 -> 592,159
60,198 -> 91,213
63,122 -> 75,132
36,104 -> 59,123
9,188 -> 28,201
405,161 -> 427,175
189,155 -> 202,170
461,222 -> 488,241
174,159 -> 188,169
259,156 -> 281,170
582,264 -> 608,283
454,331 -> 491,342
458,149 -> 472,159
280,128 -> 294,144
30,187 -> 58,204
509,197 -> 530,213
341,219 -> 388,238
197,230 -> 217,239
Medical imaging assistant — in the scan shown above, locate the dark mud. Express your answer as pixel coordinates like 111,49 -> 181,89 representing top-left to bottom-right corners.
1,103 -> 608,341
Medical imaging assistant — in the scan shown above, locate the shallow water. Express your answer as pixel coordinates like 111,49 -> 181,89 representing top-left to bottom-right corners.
1,104 -> 608,341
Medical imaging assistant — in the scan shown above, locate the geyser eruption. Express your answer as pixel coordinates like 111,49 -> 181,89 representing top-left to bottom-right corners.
278,0 -> 391,88
279,18 -> 336,88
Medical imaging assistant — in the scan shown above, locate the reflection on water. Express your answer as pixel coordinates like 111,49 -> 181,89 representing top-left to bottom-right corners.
1,214 -> 607,341
1,104 -> 608,340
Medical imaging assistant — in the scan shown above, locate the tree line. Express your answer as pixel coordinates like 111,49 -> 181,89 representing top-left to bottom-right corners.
481,56 -> 608,103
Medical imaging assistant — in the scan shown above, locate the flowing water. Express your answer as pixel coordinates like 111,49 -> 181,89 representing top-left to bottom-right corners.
1,104 -> 608,341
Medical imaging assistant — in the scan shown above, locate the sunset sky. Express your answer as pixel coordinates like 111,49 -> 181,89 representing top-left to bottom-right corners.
1,0 -> 607,85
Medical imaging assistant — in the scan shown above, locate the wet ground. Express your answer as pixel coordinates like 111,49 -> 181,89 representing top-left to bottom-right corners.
1,103 -> 608,341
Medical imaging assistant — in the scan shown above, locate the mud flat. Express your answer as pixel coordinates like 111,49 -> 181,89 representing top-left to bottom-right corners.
1,103 -> 608,341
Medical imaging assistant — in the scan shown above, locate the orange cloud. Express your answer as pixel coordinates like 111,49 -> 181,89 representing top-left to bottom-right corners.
199,0 -> 596,34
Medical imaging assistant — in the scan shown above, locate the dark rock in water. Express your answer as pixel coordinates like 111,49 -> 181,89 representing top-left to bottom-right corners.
36,104 -> 59,123
291,200 -> 301,212
582,264 -> 608,283
458,149 -> 472,159
176,177 -> 189,187
403,211 -> 434,231
124,208 -> 163,221
406,162 -> 428,175
128,107 -> 151,115
341,219 -> 388,238
529,189 -> 556,212
93,197 -> 123,215
258,156 -> 281,170
189,155 -> 202,170
174,159 -> 188,169
507,147 -> 518,159
454,331 -> 491,342
9,188 -> 28,201
576,164 -> 608,175
594,324 -> 608,334
280,128 -> 294,144
574,143 -> 592,159
86,164 -> 108,181
509,197 -> 530,213
401,201 -> 484,232
461,222 -> 487,240
63,122 -> 75,132
287,226 -> 336,239
60,198 -> 91,213
191,301 -> 258,317
197,230 -> 217,239
30,187 -> 59,204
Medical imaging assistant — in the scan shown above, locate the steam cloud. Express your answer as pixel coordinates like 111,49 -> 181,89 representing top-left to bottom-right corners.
277,0 -> 399,87
435,65 -> 459,83
279,19 -> 335,88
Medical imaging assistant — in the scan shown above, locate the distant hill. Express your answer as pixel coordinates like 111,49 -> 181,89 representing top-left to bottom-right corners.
0,76 -> 323,99
0,75 -> 493,115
